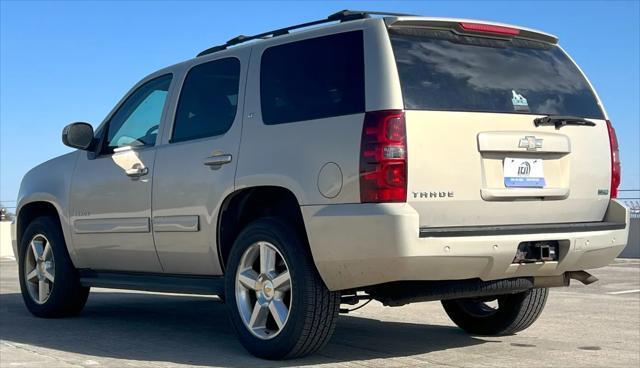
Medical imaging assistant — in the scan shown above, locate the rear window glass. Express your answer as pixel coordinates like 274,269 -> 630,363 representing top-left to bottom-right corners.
260,31 -> 365,125
389,28 -> 604,118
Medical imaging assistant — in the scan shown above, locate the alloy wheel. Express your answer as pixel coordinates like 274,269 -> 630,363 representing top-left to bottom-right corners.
235,241 -> 292,340
24,234 -> 55,304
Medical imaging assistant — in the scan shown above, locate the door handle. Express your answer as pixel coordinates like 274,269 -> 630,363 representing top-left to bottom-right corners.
203,154 -> 232,168
125,165 -> 149,178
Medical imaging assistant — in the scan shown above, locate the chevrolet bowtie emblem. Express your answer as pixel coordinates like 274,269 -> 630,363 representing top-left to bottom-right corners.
519,136 -> 543,151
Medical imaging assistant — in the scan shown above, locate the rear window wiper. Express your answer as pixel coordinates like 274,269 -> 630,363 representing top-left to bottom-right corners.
534,115 -> 596,128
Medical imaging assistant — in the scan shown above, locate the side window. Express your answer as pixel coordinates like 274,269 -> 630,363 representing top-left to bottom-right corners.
104,74 -> 172,152
172,58 -> 241,143
260,31 -> 365,125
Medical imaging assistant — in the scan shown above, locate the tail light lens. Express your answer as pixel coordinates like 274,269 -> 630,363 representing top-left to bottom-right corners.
606,120 -> 621,198
360,110 -> 407,203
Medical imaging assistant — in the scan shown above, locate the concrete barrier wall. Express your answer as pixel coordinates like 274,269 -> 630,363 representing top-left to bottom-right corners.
619,217 -> 640,259
0,222 -> 14,258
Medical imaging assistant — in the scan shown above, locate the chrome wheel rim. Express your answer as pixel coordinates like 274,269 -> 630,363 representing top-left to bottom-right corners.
24,234 -> 55,304
235,241 -> 292,340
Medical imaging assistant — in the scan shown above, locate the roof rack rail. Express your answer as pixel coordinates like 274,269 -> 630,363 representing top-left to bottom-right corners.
196,9 -> 416,57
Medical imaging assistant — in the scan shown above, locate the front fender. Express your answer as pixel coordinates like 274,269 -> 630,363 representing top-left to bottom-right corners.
15,151 -> 79,264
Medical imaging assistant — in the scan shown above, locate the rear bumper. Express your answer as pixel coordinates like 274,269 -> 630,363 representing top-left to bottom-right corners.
301,200 -> 629,291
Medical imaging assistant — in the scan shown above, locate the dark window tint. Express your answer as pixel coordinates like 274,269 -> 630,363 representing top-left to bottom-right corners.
260,31 -> 365,125
389,28 -> 604,118
104,74 -> 172,152
172,58 -> 240,142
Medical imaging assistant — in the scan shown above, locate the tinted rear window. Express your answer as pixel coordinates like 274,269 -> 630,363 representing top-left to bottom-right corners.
389,28 -> 604,118
260,31 -> 365,125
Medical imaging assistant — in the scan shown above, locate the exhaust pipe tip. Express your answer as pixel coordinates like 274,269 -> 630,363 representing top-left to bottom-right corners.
568,271 -> 599,285
534,275 -> 569,288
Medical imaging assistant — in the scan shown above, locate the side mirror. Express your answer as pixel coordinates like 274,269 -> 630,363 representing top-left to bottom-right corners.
62,122 -> 94,150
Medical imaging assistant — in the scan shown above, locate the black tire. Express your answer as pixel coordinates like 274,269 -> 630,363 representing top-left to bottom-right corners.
18,216 -> 90,318
224,217 -> 340,359
441,288 -> 548,336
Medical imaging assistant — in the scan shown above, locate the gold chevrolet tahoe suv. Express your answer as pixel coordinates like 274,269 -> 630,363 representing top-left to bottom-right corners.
12,10 -> 629,360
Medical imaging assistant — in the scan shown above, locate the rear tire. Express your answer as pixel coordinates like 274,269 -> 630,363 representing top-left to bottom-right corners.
441,288 -> 548,335
225,217 -> 340,359
18,216 -> 90,318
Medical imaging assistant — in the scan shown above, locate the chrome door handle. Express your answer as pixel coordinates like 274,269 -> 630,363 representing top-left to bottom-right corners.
125,165 -> 148,178
203,154 -> 232,167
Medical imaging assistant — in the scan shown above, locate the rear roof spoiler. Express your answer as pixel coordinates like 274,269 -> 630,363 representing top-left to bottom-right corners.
385,17 -> 558,44
197,11 -> 559,58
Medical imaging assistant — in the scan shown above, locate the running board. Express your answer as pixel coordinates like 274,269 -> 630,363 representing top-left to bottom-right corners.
79,270 -> 225,296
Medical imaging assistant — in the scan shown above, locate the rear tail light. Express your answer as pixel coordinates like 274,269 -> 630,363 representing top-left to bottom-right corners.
459,22 -> 520,36
606,120 -> 621,198
360,110 -> 407,203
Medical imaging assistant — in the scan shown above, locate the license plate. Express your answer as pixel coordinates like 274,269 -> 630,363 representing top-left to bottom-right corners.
504,157 -> 545,188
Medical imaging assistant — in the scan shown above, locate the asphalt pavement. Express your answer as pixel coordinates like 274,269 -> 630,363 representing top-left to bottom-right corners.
1,258 -> 638,368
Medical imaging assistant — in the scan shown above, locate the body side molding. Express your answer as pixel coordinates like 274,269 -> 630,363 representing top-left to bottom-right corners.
152,215 -> 200,232
73,217 -> 150,234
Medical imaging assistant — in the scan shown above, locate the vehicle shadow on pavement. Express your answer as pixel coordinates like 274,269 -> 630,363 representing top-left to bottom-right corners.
0,291 -> 485,366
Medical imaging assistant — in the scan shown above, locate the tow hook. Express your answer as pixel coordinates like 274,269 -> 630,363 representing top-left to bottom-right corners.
567,271 -> 599,285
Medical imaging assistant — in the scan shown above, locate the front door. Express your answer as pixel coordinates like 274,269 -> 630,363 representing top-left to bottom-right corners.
152,53 -> 247,275
69,74 -> 173,272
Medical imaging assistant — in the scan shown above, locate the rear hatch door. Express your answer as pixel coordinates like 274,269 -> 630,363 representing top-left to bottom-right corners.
387,21 -> 611,228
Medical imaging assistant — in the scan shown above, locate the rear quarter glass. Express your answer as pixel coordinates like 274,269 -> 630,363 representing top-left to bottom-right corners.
388,27 -> 604,119
259,30 -> 365,125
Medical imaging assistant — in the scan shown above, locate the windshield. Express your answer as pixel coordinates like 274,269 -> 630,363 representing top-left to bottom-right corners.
388,27 -> 605,119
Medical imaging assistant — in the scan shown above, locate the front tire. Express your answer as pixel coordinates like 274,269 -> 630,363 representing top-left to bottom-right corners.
441,288 -> 548,335
225,218 -> 340,359
18,216 -> 90,318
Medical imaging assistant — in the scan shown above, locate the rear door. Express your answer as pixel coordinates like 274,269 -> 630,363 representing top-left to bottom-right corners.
386,24 -> 611,228
151,51 -> 247,275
